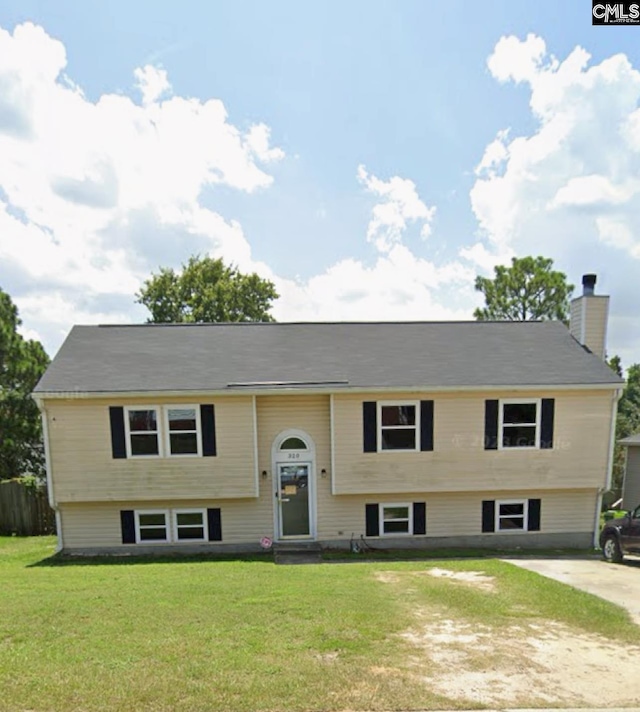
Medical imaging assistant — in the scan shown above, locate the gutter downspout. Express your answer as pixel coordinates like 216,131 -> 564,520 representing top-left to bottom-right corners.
34,397 -> 63,553
593,387 -> 623,548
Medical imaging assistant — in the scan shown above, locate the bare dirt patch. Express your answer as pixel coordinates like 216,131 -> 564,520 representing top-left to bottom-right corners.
373,569 -> 640,707
425,567 -> 496,592
402,613 -> 640,707
374,568 -> 496,592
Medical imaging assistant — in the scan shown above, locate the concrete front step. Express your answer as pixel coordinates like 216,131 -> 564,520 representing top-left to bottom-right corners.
273,541 -> 323,564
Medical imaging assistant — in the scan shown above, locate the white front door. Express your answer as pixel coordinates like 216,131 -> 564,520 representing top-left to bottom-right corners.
277,463 -> 312,538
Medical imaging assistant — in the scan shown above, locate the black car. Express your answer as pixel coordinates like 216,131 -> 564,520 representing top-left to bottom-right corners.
600,504 -> 640,563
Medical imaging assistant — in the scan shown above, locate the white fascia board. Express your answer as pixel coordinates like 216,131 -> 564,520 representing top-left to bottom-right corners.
33,382 -> 624,400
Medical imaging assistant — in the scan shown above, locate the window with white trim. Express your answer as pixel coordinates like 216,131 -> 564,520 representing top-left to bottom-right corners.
173,509 -> 206,541
496,500 -> 528,531
165,406 -> 201,456
126,407 -> 161,457
378,402 -> 419,451
499,399 -> 540,449
379,504 -> 412,535
134,509 -> 207,543
135,511 -> 169,542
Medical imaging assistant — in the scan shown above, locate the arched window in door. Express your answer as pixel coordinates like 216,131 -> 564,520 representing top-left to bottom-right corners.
279,436 -> 308,451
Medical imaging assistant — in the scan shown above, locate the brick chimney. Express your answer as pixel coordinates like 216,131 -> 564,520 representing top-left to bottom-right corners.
569,274 -> 610,360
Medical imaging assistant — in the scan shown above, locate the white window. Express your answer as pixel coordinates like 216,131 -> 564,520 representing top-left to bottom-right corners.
172,509 -> 207,542
134,509 -> 207,543
126,407 -> 161,457
135,511 -> 169,542
377,402 -> 419,452
495,500 -> 528,531
165,406 -> 201,457
499,399 -> 540,449
379,503 -> 413,536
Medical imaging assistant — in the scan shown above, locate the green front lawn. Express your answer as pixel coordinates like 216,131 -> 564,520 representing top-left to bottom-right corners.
1,537 -> 637,712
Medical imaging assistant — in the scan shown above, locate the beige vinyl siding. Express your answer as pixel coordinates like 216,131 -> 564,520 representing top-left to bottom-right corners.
569,295 -> 609,360
316,489 -> 596,540
59,489 -> 597,549
46,396 -> 257,503
333,390 -> 615,495
329,480 -> 593,540
622,447 -> 640,510
569,299 -> 583,344
255,393 -> 332,537
582,297 -> 609,360
59,497 -> 273,549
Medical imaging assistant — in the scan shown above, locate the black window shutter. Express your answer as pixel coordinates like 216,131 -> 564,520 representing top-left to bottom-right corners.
200,405 -> 217,457
413,502 -> 427,535
365,503 -> 379,537
207,508 -> 222,541
482,500 -> 495,533
363,402 -> 377,453
420,401 -> 434,452
528,499 -> 541,531
109,407 -> 127,459
120,510 -> 135,544
484,400 -> 499,450
540,399 -> 555,450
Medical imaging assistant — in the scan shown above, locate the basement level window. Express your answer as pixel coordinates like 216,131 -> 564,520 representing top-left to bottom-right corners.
496,501 -> 528,531
135,511 -> 169,542
379,504 -> 412,535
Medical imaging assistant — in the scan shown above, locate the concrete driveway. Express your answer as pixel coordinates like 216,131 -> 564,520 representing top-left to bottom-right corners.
504,556 -> 640,625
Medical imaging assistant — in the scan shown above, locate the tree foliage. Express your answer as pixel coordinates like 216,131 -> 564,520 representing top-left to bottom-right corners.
0,289 -> 49,480
137,256 -> 279,324
474,256 -> 574,322
607,358 -> 640,498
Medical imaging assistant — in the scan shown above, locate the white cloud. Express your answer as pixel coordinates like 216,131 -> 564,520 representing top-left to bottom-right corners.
488,34 -> 550,85
357,165 -> 436,251
245,124 -> 285,163
472,33 -> 640,364
269,167 -> 473,323
133,64 -> 171,105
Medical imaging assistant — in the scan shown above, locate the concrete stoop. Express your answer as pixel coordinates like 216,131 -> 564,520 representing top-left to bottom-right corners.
273,541 -> 323,565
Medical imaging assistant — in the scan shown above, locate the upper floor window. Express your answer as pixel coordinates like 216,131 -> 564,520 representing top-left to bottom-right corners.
124,405 -> 201,458
499,400 -> 540,449
166,407 -> 201,456
126,408 -> 160,457
377,402 -> 419,451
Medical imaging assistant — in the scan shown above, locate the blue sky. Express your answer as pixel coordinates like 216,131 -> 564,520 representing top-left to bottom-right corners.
0,1 -> 639,366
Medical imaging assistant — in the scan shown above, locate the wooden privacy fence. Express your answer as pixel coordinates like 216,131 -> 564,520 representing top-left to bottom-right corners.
0,480 -> 56,536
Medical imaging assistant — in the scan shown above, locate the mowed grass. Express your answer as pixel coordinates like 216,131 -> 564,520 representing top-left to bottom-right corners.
1,537 -> 638,712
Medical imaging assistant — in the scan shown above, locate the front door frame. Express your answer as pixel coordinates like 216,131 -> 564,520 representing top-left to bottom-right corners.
271,429 -> 317,541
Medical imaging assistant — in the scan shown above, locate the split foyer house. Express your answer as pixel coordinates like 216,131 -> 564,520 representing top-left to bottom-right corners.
34,274 -> 623,554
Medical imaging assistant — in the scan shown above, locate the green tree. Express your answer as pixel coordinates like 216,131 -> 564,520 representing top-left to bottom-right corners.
0,289 -> 49,480
474,256 -> 574,322
607,358 -> 640,497
137,256 -> 279,323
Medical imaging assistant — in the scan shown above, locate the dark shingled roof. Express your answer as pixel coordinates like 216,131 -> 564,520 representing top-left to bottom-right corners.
34,321 -> 622,395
